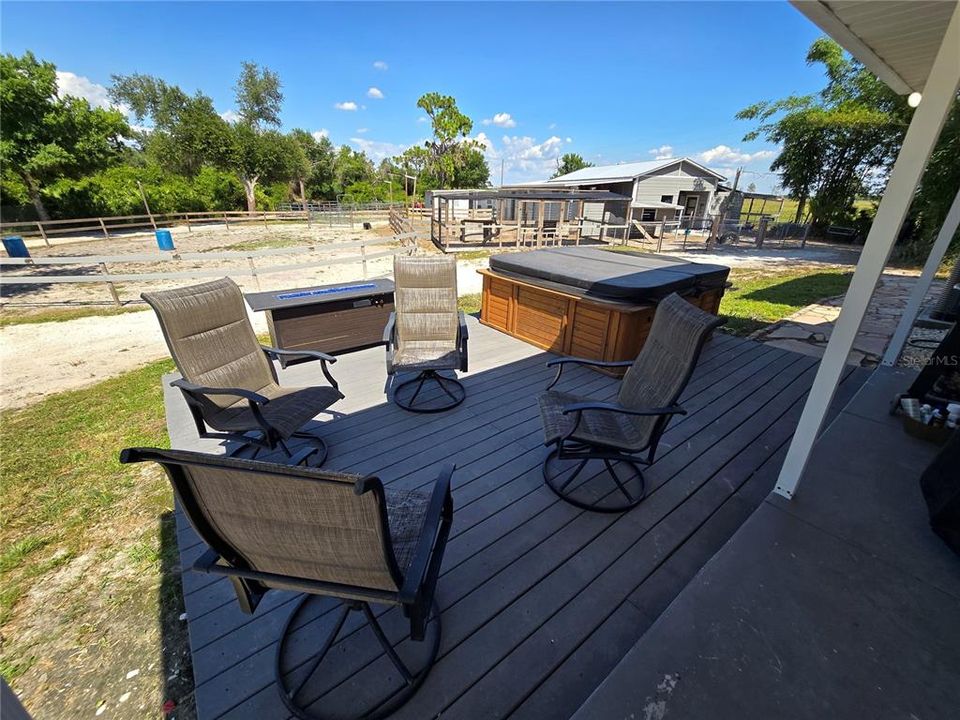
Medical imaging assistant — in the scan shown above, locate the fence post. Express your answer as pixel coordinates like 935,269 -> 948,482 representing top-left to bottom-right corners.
36,221 -> 50,246
99,262 -> 121,306
801,221 -> 812,248
98,217 -> 110,239
756,217 -> 768,248
657,219 -> 665,253
262,212 -> 269,230
223,212 -> 231,231
247,256 -> 261,290
360,241 -> 368,279
185,214 -> 192,232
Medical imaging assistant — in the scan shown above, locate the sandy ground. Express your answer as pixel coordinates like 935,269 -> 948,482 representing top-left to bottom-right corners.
0,224 -> 864,410
0,222 -> 488,409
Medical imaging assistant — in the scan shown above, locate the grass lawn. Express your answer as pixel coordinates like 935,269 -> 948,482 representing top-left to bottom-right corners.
0,305 -> 147,328
0,358 -> 196,719
720,267 -> 853,335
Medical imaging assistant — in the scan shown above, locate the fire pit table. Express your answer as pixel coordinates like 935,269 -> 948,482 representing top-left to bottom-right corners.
246,278 -> 394,365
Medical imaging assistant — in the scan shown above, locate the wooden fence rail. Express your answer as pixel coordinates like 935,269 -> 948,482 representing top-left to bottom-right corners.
0,202 -> 406,246
0,232 -> 418,306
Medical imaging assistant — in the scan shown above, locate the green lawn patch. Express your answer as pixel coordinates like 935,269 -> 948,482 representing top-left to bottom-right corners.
458,293 -> 481,316
720,268 -> 853,335
0,357 -> 195,718
0,305 -> 147,328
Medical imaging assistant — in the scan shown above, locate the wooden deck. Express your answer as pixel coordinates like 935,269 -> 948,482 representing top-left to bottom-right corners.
163,316 -> 870,720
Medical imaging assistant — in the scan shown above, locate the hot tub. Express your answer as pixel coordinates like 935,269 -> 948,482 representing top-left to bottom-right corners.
479,247 -> 729,371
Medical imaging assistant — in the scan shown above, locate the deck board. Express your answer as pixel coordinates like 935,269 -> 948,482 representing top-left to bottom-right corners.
162,316 -> 870,720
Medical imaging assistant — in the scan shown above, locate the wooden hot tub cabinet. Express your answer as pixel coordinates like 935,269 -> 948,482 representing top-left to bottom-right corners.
479,269 -> 724,374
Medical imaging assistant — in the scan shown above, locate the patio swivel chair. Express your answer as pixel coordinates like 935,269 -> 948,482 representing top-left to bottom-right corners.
119,447 -> 453,720
539,293 -> 723,513
142,278 -> 343,466
384,255 -> 469,413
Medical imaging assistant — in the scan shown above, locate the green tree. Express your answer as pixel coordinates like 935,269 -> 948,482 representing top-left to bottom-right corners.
1,51 -> 129,219
110,74 -> 233,176
228,62 -> 291,211
452,145 -> 490,188
416,92 -> 476,188
552,153 -> 593,179
288,129 -> 337,201
333,146 -> 375,197
737,38 -> 908,226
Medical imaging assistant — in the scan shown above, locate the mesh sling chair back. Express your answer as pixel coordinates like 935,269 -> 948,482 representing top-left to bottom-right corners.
120,447 -> 453,720
142,278 -> 343,466
539,292 -> 724,512
384,255 -> 469,412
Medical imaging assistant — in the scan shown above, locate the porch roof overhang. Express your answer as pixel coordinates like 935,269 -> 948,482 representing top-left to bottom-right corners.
777,0 -> 960,499
790,0 -> 958,94
630,200 -> 684,210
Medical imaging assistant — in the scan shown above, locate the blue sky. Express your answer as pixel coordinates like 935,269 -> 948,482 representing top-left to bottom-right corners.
2,1 -> 827,190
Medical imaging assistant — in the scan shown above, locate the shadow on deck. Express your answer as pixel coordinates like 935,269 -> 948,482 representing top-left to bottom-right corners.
162,317 -> 870,719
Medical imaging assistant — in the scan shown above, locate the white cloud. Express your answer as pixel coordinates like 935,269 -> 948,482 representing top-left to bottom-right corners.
356,127 -> 369,134
482,112 -> 517,128
367,87 -> 384,99
565,137 -> 572,143
416,115 -> 429,123
648,145 -> 674,160
335,101 -> 359,111
220,109 -> 241,124
312,129 -> 329,141
474,133 -> 568,183
373,60 -> 388,71
697,145 -> 775,165
56,71 -> 113,109
548,122 -> 557,130
350,137 -> 408,162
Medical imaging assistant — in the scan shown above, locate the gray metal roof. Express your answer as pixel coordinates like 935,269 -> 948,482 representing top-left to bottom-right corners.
545,157 -> 726,185
431,188 -> 630,202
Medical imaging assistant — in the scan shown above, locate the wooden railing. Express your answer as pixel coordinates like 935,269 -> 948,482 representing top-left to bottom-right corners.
0,202 -> 406,246
0,232 -> 419,306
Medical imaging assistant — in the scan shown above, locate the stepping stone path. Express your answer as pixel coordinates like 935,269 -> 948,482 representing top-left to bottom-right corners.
753,271 -> 944,367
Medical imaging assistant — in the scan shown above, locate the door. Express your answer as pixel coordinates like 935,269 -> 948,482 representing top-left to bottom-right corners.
684,194 -> 700,219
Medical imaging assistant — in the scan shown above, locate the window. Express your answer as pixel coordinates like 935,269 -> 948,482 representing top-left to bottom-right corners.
660,195 -> 674,204
641,208 -> 656,222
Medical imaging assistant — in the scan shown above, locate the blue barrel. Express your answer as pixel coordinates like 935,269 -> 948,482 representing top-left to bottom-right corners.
2,236 -> 30,258
155,229 -> 175,251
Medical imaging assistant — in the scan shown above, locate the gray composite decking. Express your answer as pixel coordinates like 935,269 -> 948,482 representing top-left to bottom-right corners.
163,316 -> 871,720
572,366 -> 960,720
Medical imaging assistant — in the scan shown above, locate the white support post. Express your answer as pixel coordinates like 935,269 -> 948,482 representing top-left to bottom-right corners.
775,4 -> 960,499
882,186 -> 960,366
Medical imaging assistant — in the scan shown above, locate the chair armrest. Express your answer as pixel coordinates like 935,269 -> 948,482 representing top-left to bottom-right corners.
545,357 -> 634,390
458,311 -> 469,340
262,346 -> 337,363
262,346 -> 339,391
399,463 -> 455,604
383,311 -> 397,346
561,402 -> 686,418
171,378 -> 270,405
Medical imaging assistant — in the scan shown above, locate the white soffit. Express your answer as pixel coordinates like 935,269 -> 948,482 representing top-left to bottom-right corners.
791,0 -> 958,94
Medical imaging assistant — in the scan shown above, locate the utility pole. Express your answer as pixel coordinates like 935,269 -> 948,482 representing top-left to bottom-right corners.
137,180 -> 157,230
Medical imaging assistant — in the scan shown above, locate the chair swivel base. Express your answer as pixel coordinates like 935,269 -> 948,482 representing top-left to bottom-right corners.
392,370 -> 466,413
276,594 -> 441,720
229,431 -> 329,467
543,445 -> 646,513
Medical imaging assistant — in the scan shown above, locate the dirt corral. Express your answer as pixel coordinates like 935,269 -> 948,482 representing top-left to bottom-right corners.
1,220 -> 402,312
